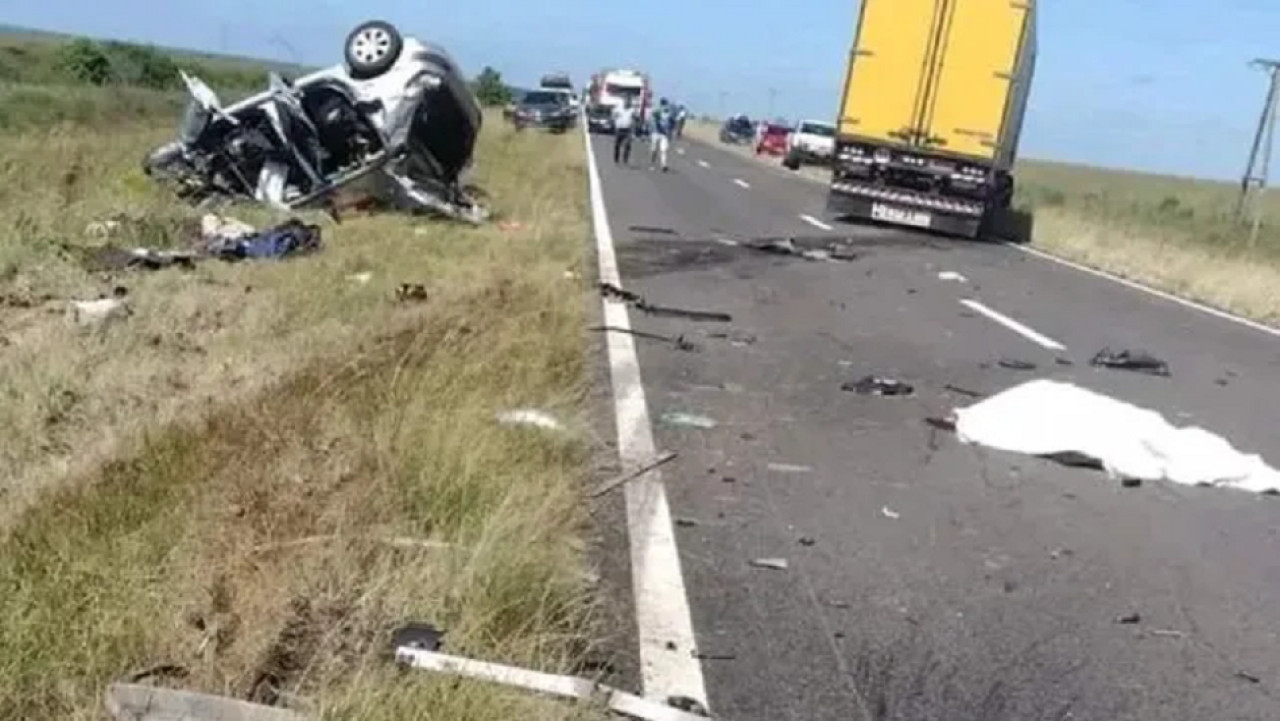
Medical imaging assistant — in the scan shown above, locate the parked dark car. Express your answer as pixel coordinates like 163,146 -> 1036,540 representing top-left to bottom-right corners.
719,115 -> 754,144
586,104 -> 614,134
511,90 -> 576,133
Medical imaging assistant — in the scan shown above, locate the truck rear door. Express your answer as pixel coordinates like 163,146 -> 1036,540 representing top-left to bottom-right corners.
924,0 -> 1030,159
837,0 -> 942,144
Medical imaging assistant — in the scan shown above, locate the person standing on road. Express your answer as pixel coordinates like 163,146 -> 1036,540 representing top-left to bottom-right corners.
612,98 -> 637,165
649,98 -> 674,172
674,104 -> 688,139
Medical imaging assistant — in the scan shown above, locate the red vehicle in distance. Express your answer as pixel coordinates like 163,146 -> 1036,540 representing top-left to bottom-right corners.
755,123 -> 792,157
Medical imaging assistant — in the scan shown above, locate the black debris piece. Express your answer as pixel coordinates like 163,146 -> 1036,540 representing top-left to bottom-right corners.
998,358 -> 1038,371
1234,671 -> 1262,684
127,663 -> 190,683
396,283 -> 429,302
1114,612 -> 1142,625
692,650 -> 737,661
722,476 -> 736,483
925,416 -> 957,432
1055,357 -> 1074,366
1040,451 -> 1104,470
391,622 -> 444,653
824,599 -> 851,609
1090,348 -> 1171,377
798,536 -> 816,547
674,517 -> 699,528
590,325 -> 700,352
598,282 -> 732,323
629,225 -> 678,235
742,236 -> 857,262
1121,476 -> 1143,488
843,375 -> 915,396
944,384 -> 983,398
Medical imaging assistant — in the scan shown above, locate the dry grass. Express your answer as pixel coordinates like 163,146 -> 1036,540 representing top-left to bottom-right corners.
689,119 -> 1280,323
0,88 -> 605,720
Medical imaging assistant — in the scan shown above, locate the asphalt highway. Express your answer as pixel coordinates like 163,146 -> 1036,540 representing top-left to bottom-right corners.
589,130 -> 1280,721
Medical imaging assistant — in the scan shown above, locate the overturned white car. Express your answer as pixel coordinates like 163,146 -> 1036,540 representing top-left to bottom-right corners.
143,20 -> 488,223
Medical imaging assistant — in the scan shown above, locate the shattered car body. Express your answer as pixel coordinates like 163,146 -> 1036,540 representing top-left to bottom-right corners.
143,21 -> 488,223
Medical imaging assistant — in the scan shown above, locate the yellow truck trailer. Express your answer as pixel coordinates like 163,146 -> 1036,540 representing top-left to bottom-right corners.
826,0 -> 1037,239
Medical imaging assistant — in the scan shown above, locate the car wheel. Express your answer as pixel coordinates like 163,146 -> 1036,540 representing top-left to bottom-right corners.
344,20 -> 404,80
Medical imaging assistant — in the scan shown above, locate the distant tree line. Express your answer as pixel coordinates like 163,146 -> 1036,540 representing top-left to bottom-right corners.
0,36 -> 272,91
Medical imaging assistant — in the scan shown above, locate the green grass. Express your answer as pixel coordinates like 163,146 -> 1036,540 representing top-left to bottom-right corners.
0,35 -> 605,721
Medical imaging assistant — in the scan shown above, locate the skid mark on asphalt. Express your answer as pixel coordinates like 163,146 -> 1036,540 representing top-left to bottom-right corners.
583,127 -> 710,706
960,299 -> 1067,351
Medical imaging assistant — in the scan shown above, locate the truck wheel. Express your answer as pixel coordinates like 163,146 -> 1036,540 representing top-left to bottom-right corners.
783,153 -> 802,171
344,20 -> 403,80
981,206 -> 1035,244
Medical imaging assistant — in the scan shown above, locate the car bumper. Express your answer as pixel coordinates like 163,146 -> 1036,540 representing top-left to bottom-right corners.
826,182 -> 983,239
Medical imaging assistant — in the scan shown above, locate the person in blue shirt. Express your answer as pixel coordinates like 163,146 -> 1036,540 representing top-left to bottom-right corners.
649,98 -> 674,172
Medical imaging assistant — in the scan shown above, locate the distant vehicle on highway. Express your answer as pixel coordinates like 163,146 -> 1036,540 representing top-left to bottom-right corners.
540,72 -> 580,110
589,68 -> 652,134
754,123 -> 792,157
719,115 -> 754,144
511,89 -> 576,133
783,119 -> 836,169
825,0 -> 1038,240
586,104 -> 614,134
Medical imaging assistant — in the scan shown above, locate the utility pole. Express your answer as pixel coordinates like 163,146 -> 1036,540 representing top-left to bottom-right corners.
1235,58 -> 1280,245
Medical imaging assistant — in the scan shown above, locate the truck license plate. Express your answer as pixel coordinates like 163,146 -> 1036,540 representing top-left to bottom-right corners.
871,202 -> 931,228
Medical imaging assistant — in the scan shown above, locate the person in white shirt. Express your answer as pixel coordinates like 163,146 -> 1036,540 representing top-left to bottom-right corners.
612,98 -> 637,165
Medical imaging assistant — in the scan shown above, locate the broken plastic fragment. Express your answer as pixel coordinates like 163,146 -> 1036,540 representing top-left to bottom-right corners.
881,506 -> 900,520
496,409 -> 564,431
997,358 -> 1037,371
767,462 -> 813,474
1090,347 -> 1170,376
937,270 -> 968,282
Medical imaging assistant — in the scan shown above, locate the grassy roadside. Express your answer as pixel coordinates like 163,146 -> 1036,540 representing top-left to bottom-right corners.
0,83 -> 603,720
686,120 -> 1280,324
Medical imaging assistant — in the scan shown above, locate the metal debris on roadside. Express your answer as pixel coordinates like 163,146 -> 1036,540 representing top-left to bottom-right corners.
1114,612 -> 1142,625
1234,671 -> 1262,684
997,358 -> 1038,371
1090,347 -> 1171,377
590,325 -> 699,352
743,236 -> 857,263
391,646 -> 713,721
881,506 -> 901,520
589,451 -> 679,498
105,684 -> 307,721
391,622 -> 445,653
937,271 -> 968,282
842,375 -> 915,396
660,412 -> 718,430
674,517 -> 699,528
749,557 -> 790,570
691,650 -> 736,661
798,536 -> 816,547
943,384 -> 983,399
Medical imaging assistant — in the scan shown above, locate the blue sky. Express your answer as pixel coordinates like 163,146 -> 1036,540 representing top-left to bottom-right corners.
5,0 -> 1279,180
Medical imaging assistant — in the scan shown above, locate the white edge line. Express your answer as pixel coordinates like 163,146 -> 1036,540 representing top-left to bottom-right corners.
960,298 -> 1067,351
583,127 -> 710,706
799,214 -> 834,231
1005,242 -> 1280,338
732,178 -> 750,189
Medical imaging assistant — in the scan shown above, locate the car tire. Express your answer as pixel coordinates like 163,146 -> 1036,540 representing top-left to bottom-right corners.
344,20 -> 404,80
783,152 -> 802,171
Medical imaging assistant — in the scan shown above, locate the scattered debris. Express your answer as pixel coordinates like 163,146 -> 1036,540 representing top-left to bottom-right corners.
721,476 -> 736,483
660,412 -> 718,430
690,650 -> 736,661
824,599 -> 851,609
1148,629 -> 1187,639
630,225 -> 679,235
590,451 -> 679,498
391,646 -> 712,721
599,282 -> 732,323
1234,671 -> 1262,684
201,213 -> 256,242
391,622 -> 444,653
767,462 -> 813,474
69,293 -> 131,327
85,245 -> 199,272
842,375 -> 915,396
395,283 -> 429,302
881,506 -> 900,520
1055,357 -> 1074,366
798,536 -> 816,547
937,270 -> 968,282
953,379 -> 1280,492
674,517 -> 699,528
749,557 -> 789,571
208,219 -> 323,261
1049,547 -> 1074,560
105,684 -> 306,721
85,218 -> 125,238
944,384 -> 983,399
997,358 -> 1037,371
706,330 -> 758,346
591,325 -> 699,352
126,664 -> 190,683
1114,612 -> 1142,625
347,271 -> 373,284
496,409 -> 564,432
744,237 -> 856,263
1090,348 -> 1171,377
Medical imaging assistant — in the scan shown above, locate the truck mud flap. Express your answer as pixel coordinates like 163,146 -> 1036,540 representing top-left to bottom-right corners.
826,190 -> 981,239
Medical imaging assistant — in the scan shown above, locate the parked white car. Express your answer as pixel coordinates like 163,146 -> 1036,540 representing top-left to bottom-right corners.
783,119 -> 836,169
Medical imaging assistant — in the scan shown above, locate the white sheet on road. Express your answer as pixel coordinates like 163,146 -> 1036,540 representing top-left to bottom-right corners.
953,379 -> 1280,493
